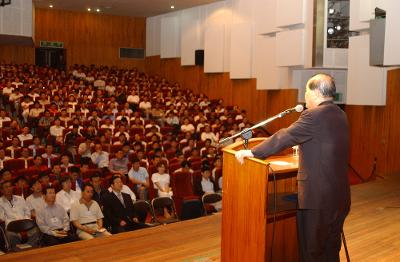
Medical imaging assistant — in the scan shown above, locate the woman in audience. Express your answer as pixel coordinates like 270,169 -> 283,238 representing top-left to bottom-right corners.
200,125 -> 219,146
151,162 -> 173,218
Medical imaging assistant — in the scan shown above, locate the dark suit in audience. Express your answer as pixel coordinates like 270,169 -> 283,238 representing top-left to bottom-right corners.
103,191 -> 148,234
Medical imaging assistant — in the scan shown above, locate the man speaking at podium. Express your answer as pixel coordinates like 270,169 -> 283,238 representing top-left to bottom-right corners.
235,74 -> 351,262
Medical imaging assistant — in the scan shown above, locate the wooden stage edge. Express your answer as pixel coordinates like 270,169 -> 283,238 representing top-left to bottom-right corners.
2,175 -> 400,262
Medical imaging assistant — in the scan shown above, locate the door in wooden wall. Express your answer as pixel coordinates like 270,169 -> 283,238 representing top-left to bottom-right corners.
35,47 -> 66,70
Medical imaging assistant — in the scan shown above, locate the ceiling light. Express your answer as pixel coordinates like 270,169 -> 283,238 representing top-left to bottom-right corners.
327,27 -> 335,35
49,4 -> 53,8
335,25 -> 342,31
328,8 -> 335,15
87,8 -> 91,12
170,5 -> 175,9
96,8 -> 100,12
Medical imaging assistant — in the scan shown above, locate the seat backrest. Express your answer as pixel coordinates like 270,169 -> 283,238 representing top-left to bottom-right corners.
171,171 -> 194,197
180,199 -> 203,221
6,219 -> 36,233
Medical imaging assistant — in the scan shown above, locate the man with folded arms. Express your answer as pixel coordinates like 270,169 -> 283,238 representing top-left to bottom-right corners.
36,186 -> 79,246
70,183 -> 111,240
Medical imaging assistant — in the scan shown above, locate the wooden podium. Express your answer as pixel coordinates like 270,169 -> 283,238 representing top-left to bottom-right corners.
221,138 -> 299,262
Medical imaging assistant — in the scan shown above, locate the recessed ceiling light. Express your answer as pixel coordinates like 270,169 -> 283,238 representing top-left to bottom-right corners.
87,8 -> 91,12
335,25 -> 342,31
96,8 -> 100,12
328,8 -> 335,15
170,5 -> 175,9
327,27 -> 335,35
49,4 -> 53,8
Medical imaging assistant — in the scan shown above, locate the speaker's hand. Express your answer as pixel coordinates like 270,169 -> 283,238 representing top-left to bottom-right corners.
235,150 -> 254,164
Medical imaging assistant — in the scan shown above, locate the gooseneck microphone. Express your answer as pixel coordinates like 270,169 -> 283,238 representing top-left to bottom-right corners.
286,104 -> 304,113
219,104 -> 304,146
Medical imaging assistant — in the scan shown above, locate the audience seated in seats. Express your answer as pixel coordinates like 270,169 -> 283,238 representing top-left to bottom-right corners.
6,137 -> 21,158
0,180 -> 40,251
91,143 -> 109,171
17,126 -> 33,146
14,176 -> 30,199
64,125 -> 82,159
78,136 -> 93,158
0,149 -> 11,170
200,125 -> 219,146
70,166 -> 84,194
173,160 -> 194,174
107,174 -> 136,202
19,147 -> 32,168
41,144 -> 58,169
90,173 -> 108,209
38,111 -> 54,137
151,162 -> 173,219
128,158 -> 150,200
103,175 -> 147,234
0,63 -> 257,252
180,118 -> 195,134
0,110 -> 11,128
49,118 -> 65,145
113,133 -> 128,146
26,179 -> 45,218
50,164 -> 63,182
36,186 -> 79,246
60,154 -> 74,173
38,172 -> 53,188
56,176 -> 81,213
109,149 -> 129,176
70,183 -> 111,240
28,136 -> 44,157
114,125 -> 130,140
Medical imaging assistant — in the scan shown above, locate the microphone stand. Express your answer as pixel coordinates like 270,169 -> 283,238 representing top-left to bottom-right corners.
219,109 -> 293,149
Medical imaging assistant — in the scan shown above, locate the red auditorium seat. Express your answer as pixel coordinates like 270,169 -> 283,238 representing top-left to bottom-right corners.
170,171 -> 200,217
4,159 -> 25,170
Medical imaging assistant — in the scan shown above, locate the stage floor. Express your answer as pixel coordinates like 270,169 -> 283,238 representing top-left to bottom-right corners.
0,214 -> 222,262
339,175 -> 400,262
1,175 -> 399,262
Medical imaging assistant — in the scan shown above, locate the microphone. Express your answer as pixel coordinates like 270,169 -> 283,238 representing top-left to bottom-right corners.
219,104 -> 304,146
285,104 -> 304,113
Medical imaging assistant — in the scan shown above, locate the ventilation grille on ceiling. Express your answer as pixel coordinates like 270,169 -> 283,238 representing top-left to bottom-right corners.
119,48 -> 145,59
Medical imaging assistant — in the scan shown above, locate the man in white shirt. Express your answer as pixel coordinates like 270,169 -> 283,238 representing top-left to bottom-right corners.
56,176 -> 81,213
0,180 -> 40,250
0,109 -> 11,128
36,186 -> 79,246
17,126 -> 33,146
49,118 -> 65,144
93,78 -> 106,89
41,144 -> 58,168
91,143 -> 109,169
70,184 -> 111,240
0,149 -> 11,170
2,82 -> 14,96
26,179 -> 45,218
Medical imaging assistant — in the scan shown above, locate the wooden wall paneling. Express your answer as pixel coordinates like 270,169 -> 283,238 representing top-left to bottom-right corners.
0,45 -> 34,64
34,8 -> 146,69
145,57 -> 400,179
345,68 -> 400,179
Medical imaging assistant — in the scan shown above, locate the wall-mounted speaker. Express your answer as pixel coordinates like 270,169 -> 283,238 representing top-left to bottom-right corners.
195,49 -> 204,66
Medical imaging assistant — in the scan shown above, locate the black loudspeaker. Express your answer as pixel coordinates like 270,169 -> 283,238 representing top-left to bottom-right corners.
195,49 -> 204,66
